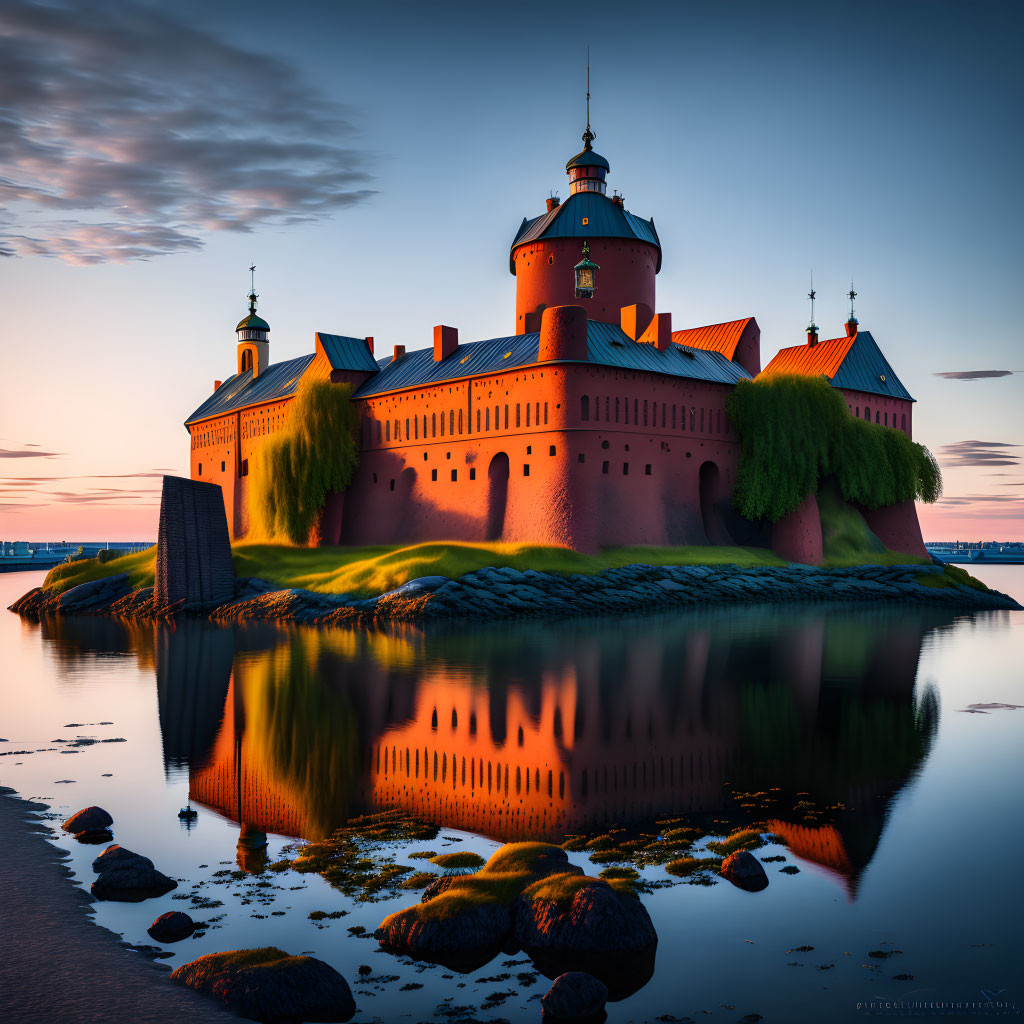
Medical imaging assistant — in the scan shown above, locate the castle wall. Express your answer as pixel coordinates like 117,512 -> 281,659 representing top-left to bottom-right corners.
513,237 -> 659,332
338,363 -> 740,551
839,388 -> 913,437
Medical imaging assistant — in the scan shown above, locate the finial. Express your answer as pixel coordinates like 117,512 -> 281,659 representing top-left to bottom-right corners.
807,272 -> 817,331
848,279 -> 858,321
248,264 -> 258,314
582,47 -> 595,149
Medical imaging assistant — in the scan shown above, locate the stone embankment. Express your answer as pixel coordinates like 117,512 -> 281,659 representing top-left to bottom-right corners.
10,561 -> 1020,628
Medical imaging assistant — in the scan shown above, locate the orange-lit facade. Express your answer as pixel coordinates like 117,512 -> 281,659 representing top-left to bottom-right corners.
185,129 -> 926,562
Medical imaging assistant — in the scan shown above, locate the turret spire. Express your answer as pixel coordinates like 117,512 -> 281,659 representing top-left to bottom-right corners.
848,279 -> 857,321
807,272 -> 817,331
582,47 -> 595,150
248,264 -> 258,314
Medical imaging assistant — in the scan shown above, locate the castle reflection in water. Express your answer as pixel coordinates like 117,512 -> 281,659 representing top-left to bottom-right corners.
125,605 -> 946,897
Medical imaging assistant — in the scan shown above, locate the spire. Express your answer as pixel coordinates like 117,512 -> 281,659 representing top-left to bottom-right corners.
248,263 -> 258,315
846,279 -> 859,336
582,47 -> 595,150
807,273 -> 819,346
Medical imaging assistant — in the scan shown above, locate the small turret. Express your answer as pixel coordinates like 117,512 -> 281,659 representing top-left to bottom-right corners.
236,265 -> 269,377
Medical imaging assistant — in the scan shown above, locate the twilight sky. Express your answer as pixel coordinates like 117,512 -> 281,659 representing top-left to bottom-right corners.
1,0 -> 1022,541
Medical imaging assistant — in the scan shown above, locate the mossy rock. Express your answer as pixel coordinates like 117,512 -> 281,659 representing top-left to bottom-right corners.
665,857 -> 722,878
170,947 -> 356,1022
429,851 -> 485,871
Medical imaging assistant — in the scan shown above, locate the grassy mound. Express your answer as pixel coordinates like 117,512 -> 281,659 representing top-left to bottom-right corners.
231,541 -> 784,598
42,547 -> 157,595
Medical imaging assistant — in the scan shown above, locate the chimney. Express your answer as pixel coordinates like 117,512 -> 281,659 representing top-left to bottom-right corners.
365,336 -> 374,355
845,318 -> 858,338
621,303 -> 654,341
538,305 -> 588,362
392,344 -> 406,362
213,380 -> 222,391
807,327 -> 819,347
611,193 -> 625,208
639,312 -> 672,352
546,196 -> 560,212
433,324 -> 458,362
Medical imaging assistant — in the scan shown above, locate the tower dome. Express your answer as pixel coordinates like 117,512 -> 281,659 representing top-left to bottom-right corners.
565,128 -> 610,195
236,268 -> 270,378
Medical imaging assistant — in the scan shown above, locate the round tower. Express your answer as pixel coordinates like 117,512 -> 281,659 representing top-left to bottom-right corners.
510,126 -> 661,333
236,268 -> 269,378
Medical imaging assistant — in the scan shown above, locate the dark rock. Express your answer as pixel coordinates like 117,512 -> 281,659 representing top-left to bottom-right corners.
74,828 -> 114,845
514,876 -> 656,955
720,851 -> 769,892
421,875 -> 460,902
541,972 -> 608,1022
148,911 -> 196,943
91,845 -> 153,872
92,862 -> 177,901
62,806 -> 113,833
170,947 -> 356,1022
375,899 -> 513,972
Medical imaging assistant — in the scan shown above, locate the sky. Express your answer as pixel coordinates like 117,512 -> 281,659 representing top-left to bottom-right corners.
1,0 -> 1022,541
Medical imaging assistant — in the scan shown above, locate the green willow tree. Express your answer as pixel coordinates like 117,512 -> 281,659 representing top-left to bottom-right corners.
725,374 -> 941,523
250,378 -> 360,543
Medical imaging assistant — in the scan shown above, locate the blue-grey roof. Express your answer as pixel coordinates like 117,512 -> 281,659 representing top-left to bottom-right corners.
566,147 -> 610,171
316,332 -> 379,372
353,321 -> 749,398
185,353 -> 314,426
510,191 -> 660,271
831,331 -> 915,402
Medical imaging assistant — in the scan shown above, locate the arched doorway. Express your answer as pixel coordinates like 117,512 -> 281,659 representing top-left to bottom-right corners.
699,460 -> 728,544
486,453 -> 509,540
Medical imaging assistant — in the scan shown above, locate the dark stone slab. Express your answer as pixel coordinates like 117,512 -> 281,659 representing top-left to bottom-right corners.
155,476 -> 234,607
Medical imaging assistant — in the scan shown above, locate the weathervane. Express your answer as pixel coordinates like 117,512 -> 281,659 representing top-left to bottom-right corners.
807,272 -> 817,331
248,264 -> 258,314
848,279 -> 858,321
582,47 -> 595,149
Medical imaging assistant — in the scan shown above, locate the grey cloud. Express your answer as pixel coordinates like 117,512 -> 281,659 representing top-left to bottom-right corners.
938,441 -> 1019,468
937,494 -> 1024,506
933,370 -> 1016,381
0,0 -> 376,263
0,447 -> 62,458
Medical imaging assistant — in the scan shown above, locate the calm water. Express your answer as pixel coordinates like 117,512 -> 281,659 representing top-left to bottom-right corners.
2,568 -> 1022,1024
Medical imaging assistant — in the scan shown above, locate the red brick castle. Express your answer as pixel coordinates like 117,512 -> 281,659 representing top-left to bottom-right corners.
186,122 -> 927,564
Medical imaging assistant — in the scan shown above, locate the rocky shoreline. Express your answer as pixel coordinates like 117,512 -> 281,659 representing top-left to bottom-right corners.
9,561 -> 1021,629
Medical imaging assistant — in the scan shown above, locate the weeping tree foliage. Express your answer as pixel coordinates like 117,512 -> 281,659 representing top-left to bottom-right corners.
726,374 -> 941,523
250,378 -> 360,543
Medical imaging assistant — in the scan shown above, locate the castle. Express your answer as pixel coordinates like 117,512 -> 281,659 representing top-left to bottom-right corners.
186,122 -> 927,564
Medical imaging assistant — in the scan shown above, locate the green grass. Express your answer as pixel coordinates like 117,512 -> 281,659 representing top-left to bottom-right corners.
231,541 -> 784,598
42,547 -> 157,594
916,564 -> 991,592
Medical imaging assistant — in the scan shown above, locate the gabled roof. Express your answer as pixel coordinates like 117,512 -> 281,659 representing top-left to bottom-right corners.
353,320 -> 750,399
185,353 -> 314,426
510,191 -> 660,271
316,333 -> 379,372
672,318 -> 755,363
759,330 -> 914,402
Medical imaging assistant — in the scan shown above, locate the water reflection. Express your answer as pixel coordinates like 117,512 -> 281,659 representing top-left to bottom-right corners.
147,607 -> 946,896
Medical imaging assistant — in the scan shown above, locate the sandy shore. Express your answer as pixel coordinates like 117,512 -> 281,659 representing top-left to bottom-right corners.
0,788 -> 232,1023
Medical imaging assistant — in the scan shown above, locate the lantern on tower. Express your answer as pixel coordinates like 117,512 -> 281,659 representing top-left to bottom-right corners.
574,240 -> 599,299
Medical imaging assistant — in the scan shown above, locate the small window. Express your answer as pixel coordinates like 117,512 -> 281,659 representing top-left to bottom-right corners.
578,453 -> 585,463
389,479 -> 395,491
549,445 -> 556,456
645,464 -> 652,475
240,459 -> 248,477
431,469 -> 437,481
902,413 -> 907,431
469,467 -> 476,480
198,463 -> 202,476
623,463 -> 629,475
526,445 -> 532,455
523,464 -> 530,476
548,255 -> 553,265
221,460 -> 225,472
602,461 -> 609,474
451,469 -> 457,481
373,472 -> 378,483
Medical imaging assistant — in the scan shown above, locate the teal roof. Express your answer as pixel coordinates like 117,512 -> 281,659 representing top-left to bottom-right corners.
831,331 -> 915,402
353,321 -> 749,398
316,333 -> 380,372
186,354 -> 313,426
236,313 -> 270,331
510,191 -> 660,271
566,147 -> 610,171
